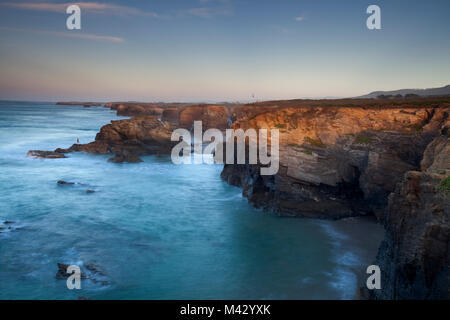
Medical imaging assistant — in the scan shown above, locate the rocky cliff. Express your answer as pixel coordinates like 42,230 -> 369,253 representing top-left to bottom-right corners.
165,104 -> 230,130
45,98 -> 449,300
366,134 -> 449,299
55,116 -> 176,163
221,104 -> 449,220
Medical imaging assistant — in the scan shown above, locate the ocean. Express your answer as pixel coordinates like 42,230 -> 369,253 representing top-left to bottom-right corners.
0,101 -> 384,299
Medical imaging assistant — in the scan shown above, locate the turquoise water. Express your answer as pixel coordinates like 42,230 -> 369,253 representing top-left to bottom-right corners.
0,101 -> 384,300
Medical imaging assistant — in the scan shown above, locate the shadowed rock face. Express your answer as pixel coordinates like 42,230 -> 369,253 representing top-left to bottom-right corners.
221,105 -> 449,220
367,135 -> 449,300
179,105 -> 229,130
160,104 -> 230,131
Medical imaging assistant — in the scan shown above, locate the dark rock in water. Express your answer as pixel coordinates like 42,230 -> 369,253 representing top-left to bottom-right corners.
55,263 -> 86,279
55,263 -> 70,279
84,263 -> 107,277
27,150 -> 66,159
1,221 -> 16,233
77,296 -> 92,300
57,180 -> 75,185
56,263 -> 109,286
108,155 -> 124,163
108,151 -> 142,163
86,190 -> 95,193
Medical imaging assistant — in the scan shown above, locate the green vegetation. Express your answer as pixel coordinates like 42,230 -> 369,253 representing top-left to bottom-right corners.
439,170 -> 446,175
438,176 -> 450,197
304,136 -> 325,148
274,123 -> 287,129
300,148 -> 313,155
355,133 -> 372,145
408,123 -> 424,134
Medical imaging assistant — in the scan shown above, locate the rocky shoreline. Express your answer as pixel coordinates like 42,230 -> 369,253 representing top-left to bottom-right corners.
38,98 -> 449,299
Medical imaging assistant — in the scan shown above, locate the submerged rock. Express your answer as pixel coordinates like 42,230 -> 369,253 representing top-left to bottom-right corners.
84,263 -> 107,277
55,263 -> 86,279
0,221 -> 16,233
57,180 -> 75,185
86,189 -> 96,193
55,263 -> 109,286
108,151 -> 142,163
27,150 -> 66,159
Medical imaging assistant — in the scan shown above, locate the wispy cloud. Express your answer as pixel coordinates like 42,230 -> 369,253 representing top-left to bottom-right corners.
295,16 -> 305,22
0,26 -> 124,42
181,0 -> 233,18
184,7 -> 232,18
273,26 -> 290,34
1,2 -> 160,17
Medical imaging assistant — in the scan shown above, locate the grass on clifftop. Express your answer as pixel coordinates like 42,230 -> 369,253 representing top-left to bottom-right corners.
355,133 -> 372,145
438,176 -> 450,197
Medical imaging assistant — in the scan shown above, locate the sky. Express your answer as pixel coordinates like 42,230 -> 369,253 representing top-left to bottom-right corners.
0,0 -> 449,102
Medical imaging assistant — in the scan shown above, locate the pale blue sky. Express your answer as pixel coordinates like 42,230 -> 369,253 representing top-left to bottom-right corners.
0,0 -> 449,101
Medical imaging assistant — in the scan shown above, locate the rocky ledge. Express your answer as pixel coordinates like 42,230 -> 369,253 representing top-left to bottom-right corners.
42,103 -> 240,162
53,115 -> 177,163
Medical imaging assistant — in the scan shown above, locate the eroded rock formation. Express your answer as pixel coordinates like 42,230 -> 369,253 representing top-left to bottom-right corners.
55,116 -> 176,163
221,105 -> 449,220
368,133 -> 449,299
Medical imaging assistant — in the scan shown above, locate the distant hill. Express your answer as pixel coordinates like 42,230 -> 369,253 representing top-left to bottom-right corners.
356,85 -> 450,99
